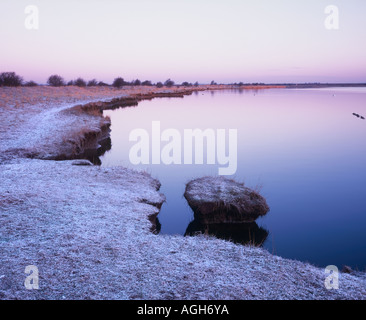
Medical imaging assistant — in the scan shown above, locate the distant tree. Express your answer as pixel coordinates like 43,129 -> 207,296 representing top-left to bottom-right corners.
112,77 -> 125,88
141,80 -> 152,86
47,74 -> 65,87
132,79 -> 141,86
24,80 -> 38,87
0,72 -> 23,87
87,79 -> 98,86
74,78 -> 87,87
67,80 -> 74,86
181,81 -> 191,87
156,82 -> 163,88
210,80 -> 217,85
238,82 -> 244,86
98,81 -> 108,86
194,81 -> 199,87
164,79 -> 175,87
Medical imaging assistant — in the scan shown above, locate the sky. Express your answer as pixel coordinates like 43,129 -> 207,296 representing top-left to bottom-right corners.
0,0 -> 366,84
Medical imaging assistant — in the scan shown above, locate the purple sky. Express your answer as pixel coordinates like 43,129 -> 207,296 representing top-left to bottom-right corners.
1,0 -> 365,84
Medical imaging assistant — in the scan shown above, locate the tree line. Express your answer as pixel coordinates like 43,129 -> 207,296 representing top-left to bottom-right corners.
0,72 -> 208,88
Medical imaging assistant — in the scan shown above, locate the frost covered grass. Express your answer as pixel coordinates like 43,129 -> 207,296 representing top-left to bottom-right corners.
1,159 -> 365,300
0,86 -> 203,162
0,87 -> 365,300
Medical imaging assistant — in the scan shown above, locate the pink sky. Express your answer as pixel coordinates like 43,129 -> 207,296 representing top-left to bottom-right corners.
1,0 -> 366,84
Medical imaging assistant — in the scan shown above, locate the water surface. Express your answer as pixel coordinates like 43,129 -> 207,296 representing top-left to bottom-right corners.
101,88 -> 366,270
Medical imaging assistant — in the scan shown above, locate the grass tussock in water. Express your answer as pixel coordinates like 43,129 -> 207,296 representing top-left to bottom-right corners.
184,176 -> 269,224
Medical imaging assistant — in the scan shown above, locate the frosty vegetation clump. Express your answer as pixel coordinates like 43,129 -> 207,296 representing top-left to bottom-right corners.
184,176 -> 269,224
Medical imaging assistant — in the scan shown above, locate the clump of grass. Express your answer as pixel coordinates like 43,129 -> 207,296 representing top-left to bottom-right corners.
184,176 -> 270,224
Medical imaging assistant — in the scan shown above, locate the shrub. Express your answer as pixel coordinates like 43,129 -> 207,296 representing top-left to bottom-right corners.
112,77 -> 125,88
132,79 -> 141,86
0,72 -> 24,87
87,79 -> 98,86
74,78 -> 87,87
182,82 -> 192,87
98,81 -> 108,86
47,75 -> 65,87
156,82 -> 163,88
164,79 -> 175,87
67,80 -> 74,86
142,80 -> 152,86
24,80 -> 38,87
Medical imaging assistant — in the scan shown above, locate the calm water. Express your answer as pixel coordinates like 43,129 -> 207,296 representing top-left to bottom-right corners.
101,88 -> 366,270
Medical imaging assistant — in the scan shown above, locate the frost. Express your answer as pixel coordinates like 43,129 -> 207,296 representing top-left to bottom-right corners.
0,87 -> 365,299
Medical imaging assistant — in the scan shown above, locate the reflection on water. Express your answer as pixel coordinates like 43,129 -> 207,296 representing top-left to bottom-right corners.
185,220 -> 269,247
101,88 -> 366,269
85,136 -> 112,165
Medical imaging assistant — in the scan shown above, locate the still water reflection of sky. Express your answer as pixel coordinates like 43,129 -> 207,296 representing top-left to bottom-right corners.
102,88 -> 366,269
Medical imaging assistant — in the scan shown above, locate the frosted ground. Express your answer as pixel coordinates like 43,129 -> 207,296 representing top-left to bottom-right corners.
0,86 -> 365,299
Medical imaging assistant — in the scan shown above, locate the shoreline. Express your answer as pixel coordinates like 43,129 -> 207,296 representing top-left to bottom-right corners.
1,85 -> 365,299
1,84 -> 284,163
